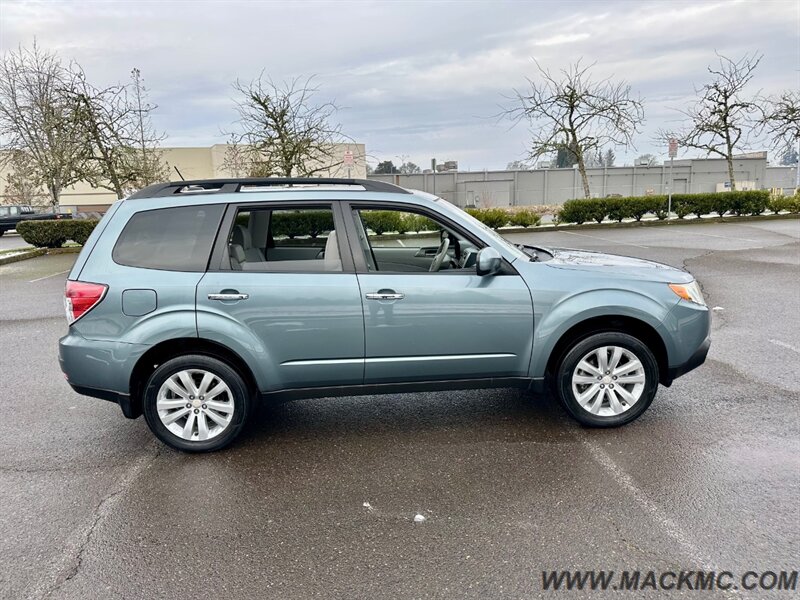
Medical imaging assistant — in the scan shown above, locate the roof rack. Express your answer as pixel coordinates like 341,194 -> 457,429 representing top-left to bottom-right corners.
127,177 -> 410,199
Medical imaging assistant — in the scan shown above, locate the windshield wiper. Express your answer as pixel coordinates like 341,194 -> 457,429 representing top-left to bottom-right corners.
516,244 -> 539,262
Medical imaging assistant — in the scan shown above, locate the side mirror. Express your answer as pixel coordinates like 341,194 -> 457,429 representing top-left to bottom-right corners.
476,247 -> 502,276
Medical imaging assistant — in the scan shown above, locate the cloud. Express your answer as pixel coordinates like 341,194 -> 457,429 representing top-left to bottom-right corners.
1,0 -> 795,169
534,33 -> 591,47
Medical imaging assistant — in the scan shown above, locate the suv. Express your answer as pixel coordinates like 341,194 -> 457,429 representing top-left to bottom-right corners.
59,178 -> 710,452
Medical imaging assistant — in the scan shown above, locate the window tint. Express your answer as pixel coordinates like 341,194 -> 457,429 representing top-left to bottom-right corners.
227,206 -> 341,272
113,205 -> 224,271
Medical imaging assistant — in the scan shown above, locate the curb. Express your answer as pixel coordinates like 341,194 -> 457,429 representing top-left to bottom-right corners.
0,248 -> 46,265
47,246 -> 82,254
0,246 -> 81,266
495,212 -> 799,235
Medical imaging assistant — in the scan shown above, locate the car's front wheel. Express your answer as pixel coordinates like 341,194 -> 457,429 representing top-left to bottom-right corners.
143,355 -> 251,452
555,332 -> 659,427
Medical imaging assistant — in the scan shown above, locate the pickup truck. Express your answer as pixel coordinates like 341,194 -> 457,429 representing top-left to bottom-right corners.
0,205 -> 72,236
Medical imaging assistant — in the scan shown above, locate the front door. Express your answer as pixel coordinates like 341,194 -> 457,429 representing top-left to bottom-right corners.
347,205 -> 534,384
196,203 -> 364,392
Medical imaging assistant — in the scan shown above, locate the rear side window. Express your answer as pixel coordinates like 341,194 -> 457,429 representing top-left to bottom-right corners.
113,205 -> 224,271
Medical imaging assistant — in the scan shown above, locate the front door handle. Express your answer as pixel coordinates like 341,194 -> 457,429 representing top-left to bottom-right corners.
208,292 -> 249,301
365,291 -> 405,301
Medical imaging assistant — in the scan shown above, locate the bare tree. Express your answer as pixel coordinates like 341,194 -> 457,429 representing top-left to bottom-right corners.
227,75 -> 349,177
220,133 -> 275,178
399,161 -> 421,174
759,90 -> 799,158
506,59 -> 644,198
221,134 -> 251,177
635,153 -> 659,166
128,68 -> 169,189
506,159 -> 531,170
0,43 -> 86,207
2,149 -> 44,205
67,67 -> 168,198
659,53 -> 762,191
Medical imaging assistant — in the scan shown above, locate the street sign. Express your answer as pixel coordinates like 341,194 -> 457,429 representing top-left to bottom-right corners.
343,150 -> 354,166
668,138 -> 678,159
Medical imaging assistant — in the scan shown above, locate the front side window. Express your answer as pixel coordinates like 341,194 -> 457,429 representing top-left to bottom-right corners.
113,204 -> 224,271
353,207 -> 479,273
226,206 -> 341,272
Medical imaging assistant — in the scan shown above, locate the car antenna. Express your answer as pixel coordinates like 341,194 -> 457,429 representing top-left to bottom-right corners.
173,166 -> 185,181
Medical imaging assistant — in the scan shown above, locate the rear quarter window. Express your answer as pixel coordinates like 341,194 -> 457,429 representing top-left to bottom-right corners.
112,205 -> 224,271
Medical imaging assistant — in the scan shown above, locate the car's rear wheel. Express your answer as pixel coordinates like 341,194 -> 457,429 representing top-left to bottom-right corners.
143,355 -> 251,452
555,332 -> 658,427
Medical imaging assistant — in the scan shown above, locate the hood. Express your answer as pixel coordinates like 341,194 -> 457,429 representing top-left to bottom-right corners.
528,246 -> 694,283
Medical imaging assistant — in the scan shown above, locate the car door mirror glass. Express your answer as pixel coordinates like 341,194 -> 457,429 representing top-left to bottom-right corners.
476,247 -> 502,276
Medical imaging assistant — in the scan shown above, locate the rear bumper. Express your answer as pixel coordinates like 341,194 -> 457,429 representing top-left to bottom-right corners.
665,336 -> 711,384
59,331 -> 147,419
67,383 -> 140,418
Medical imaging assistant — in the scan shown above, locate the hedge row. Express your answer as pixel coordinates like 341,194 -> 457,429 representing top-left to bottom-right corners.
557,190 -> 799,225
466,207 -> 543,229
16,219 -> 98,248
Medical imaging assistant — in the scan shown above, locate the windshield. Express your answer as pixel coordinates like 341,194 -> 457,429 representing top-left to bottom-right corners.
434,198 -> 528,261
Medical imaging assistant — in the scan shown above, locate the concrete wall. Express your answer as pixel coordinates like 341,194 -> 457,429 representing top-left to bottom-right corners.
0,142 -> 367,212
765,165 -> 798,193
370,157 -> 794,207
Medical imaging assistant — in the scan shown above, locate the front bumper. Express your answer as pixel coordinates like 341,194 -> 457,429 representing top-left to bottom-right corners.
666,335 -> 711,383
59,331 -> 148,419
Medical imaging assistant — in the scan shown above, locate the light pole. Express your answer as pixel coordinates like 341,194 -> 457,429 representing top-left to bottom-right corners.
796,139 -> 799,191
668,138 -> 678,217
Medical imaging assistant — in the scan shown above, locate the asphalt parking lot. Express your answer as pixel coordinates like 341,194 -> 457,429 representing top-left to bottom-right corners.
1,218 -> 798,599
0,232 -> 32,252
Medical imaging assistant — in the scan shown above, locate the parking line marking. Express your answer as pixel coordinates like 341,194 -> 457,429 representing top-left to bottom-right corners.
770,339 -> 800,354
29,269 -> 70,283
675,229 -> 760,243
560,230 -> 649,249
581,439 -> 716,571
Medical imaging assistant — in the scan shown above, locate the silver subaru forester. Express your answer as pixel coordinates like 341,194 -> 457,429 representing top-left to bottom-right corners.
60,178 -> 710,452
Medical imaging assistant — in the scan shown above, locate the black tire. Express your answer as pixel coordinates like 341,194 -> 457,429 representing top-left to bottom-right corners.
555,332 -> 659,427
143,354 -> 251,452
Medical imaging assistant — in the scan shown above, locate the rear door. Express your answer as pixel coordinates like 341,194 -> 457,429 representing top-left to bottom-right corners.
196,202 -> 365,392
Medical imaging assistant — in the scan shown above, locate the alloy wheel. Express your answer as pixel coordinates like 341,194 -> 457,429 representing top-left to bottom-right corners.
156,369 -> 235,441
571,346 -> 646,416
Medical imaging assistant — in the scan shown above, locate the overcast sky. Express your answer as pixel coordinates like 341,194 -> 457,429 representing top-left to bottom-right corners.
1,0 -> 797,169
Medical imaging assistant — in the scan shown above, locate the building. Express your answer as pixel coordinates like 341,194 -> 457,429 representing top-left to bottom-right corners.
370,156 -> 797,207
0,142 -> 367,213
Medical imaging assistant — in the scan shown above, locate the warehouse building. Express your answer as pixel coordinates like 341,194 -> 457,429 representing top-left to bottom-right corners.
369,155 -> 797,207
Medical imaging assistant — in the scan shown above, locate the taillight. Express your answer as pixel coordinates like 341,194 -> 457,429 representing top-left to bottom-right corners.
64,280 -> 108,324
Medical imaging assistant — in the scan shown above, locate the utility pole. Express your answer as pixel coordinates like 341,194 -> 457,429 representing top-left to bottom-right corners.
668,138 -> 678,217
431,158 -> 437,196
796,138 -> 800,191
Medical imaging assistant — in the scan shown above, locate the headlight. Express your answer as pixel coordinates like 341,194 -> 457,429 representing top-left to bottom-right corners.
669,280 -> 706,306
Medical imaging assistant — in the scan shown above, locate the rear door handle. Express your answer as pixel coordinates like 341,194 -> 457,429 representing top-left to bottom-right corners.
365,291 -> 404,301
208,293 -> 249,301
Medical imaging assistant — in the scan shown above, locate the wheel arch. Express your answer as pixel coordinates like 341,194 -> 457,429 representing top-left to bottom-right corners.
128,337 -> 260,419
544,315 -> 670,386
